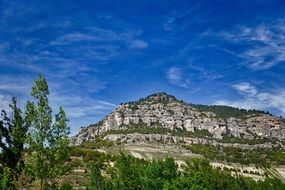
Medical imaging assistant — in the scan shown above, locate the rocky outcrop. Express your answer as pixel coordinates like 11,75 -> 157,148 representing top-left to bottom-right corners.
71,93 -> 285,146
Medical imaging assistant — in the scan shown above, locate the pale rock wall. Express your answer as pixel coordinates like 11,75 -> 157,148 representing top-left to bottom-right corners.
71,94 -> 285,146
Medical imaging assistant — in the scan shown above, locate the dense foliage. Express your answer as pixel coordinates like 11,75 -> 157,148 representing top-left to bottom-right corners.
190,104 -> 269,120
183,144 -> 285,166
25,75 -> 70,189
83,153 -> 285,190
219,134 -> 278,145
0,98 -> 27,189
103,124 -> 213,138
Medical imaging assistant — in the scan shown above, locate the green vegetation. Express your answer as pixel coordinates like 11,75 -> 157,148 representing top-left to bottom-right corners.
219,134 -> 278,145
183,144 -> 285,166
0,167 -> 13,190
79,138 -> 115,149
190,104 -> 269,120
89,161 -> 104,189
0,98 -> 28,189
126,92 -> 179,106
70,146 -> 114,166
102,124 -> 213,139
25,75 -> 70,189
0,75 -> 70,189
82,153 -> 285,190
121,92 -> 184,110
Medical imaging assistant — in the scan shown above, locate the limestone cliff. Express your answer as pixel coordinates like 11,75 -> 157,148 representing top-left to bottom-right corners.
71,93 -> 285,145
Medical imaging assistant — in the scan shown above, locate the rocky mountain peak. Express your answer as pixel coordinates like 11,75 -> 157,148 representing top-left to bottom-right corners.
71,93 -> 285,146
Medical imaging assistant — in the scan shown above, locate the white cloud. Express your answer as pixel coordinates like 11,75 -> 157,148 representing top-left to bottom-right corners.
0,75 -> 33,95
129,39 -> 148,49
214,99 -> 265,111
205,21 -> 285,70
257,92 -> 285,113
162,3 -> 206,31
64,102 -> 116,119
166,67 -> 191,88
0,84 -> 28,93
214,82 -> 285,116
50,32 -> 97,45
51,27 -> 148,50
232,82 -> 257,96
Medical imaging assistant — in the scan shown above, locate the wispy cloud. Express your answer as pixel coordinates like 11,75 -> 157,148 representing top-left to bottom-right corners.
51,27 -> 148,50
0,77 -> 115,135
214,82 -> 285,115
50,92 -> 116,119
129,39 -> 148,49
203,20 -> 285,70
163,2 -> 207,31
0,84 -> 28,93
50,32 -> 97,45
0,74 -> 33,95
166,67 -> 191,88
49,92 -> 116,134
0,4 -> 124,133
232,82 -> 257,97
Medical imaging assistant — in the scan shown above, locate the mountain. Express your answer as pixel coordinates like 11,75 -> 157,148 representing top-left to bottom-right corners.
71,92 -> 285,146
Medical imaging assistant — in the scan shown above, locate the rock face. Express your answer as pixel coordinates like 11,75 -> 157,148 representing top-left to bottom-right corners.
71,93 -> 285,145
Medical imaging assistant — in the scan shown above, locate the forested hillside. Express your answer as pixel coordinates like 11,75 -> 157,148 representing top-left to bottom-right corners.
67,146 -> 285,190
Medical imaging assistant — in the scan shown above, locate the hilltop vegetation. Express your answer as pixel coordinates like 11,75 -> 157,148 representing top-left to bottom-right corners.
125,92 -> 179,106
190,104 -> 270,120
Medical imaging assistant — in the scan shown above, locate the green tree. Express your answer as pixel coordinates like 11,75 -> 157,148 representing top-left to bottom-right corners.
109,153 -> 142,190
25,75 -> 70,190
0,167 -> 13,190
0,97 -> 27,188
141,158 -> 178,190
89,161 -> 104,190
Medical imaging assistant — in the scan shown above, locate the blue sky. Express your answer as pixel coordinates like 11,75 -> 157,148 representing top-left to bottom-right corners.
1,0 -> 285,134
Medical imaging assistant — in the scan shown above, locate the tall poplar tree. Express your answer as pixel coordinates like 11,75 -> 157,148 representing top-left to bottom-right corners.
25,75 -> 70,190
